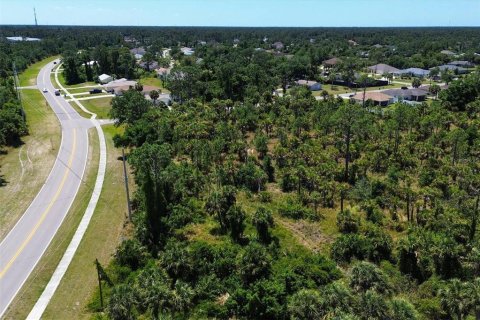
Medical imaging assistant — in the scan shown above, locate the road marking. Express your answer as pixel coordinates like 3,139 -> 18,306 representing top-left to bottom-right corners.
0,129 -> 77,279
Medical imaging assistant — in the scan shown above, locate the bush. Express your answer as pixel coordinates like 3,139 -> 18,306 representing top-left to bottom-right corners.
288,289 -> 324,320
258,191 -> 272,203
337,209 -> 360,233
236,159 -> 267,192
331,234 -> 368,263
364,226 -> 393,263
115,239 -> 147,271
279,199 -> 319,221
253,207 -> 274,244
349,261 -> 392,295
237,242 -> 271,283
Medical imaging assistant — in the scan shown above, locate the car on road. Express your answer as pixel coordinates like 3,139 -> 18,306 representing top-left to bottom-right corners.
42,88 -> 48,93
89,88 -> 102,94
54,89 -> 60,96
53,61 -> 57,64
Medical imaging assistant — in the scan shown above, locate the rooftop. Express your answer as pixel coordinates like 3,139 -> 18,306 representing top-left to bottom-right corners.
351,91 -> 393,102
367,63 -> 400,74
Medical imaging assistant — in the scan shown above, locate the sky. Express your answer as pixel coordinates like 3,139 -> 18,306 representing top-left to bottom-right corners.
0,0 -> 479,27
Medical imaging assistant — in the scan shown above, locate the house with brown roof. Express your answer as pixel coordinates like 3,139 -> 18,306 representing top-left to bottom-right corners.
351,92 -> 393,107
323,57 -> 342,70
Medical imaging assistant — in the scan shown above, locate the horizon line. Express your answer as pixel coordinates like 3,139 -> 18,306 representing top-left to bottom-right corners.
1,24 -> 480,28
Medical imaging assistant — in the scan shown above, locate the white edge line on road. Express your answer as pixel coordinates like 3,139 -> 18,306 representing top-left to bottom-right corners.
0,62 -> 64,249
27,62 -> 108,319
0,61 -> 71,319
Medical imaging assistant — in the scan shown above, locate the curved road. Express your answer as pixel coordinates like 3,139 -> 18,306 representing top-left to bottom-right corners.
0,59 -> 93,317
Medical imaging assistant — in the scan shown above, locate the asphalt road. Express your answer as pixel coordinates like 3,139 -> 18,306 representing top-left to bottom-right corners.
0,59 -> 93,317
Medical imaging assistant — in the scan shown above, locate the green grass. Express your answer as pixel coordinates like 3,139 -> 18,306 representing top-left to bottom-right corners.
67,100 -> 93,119
3,128 -> 99,319
0,83 -> 60,241
80,97 -> 113,119
18,56 -> 59,87
55,70 -> 97,89
65,86 -> 103,92
139,77 -> 170,93
43,124 -> 131,319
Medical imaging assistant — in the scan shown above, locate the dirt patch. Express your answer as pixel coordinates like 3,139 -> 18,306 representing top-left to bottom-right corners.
277,218 -> 333,252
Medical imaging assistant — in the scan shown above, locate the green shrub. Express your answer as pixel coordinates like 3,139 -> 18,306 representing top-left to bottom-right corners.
279,199 -> 319,221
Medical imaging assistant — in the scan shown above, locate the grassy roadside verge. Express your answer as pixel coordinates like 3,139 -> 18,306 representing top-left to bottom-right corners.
43,124 -> 130,319
0,89 -> 60,240
3,128 -> 100,320
67,100 -> 94,118
79,97 -> 113,119
18,56 -> 59,87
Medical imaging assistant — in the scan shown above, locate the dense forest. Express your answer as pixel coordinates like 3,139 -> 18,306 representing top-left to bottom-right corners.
2,26 -> 480,319
100,71 -> 480,320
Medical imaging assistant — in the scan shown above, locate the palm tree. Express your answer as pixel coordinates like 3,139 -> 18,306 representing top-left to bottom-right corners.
429,84 -> 441,100
472,278 -> 480,320
253,207 -> 274,243
107,284 -> 136,320
439,279 -> 474,320
149,89 -> 160,105
412,77 -> 422,88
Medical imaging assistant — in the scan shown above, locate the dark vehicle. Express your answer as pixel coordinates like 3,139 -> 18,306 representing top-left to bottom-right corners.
54,89 -> 60,96
89,88 -> 102,94
53,61 -> 57,64
401,86 -> 408,90
106,88 -> 114,94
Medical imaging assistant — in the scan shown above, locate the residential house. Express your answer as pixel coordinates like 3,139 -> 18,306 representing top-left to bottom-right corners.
83,60 -> 98,66
104,78 -> 137,93
181,47 -> 195,56
272,41 -> 284,50
348,40 -> 358,46
382,88 -> 427,102
440,50 -> 456,56
155,67 -> 171,77
139,61 -> 159,70
295,80 -> 322,91
372,44 -> 383,49
323,57 -> 342,70
448,60 -> 474,68
98,74 -> 113,84
367,63 -> 400,75
399,68 -> 430,78
6,36 -> 23,41
435,64 -> 469,74
130,47 -> 146,59
351,92 -> 393,107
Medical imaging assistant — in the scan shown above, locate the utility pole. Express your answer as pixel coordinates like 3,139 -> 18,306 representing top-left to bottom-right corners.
122,148 -> 132,222
12,62 -> 25,120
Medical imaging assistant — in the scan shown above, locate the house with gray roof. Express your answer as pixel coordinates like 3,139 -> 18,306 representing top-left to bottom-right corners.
399,68 -> 430,78
441,50 -> 456,56
448,61 -> 474,68
130,47 -> 146,59
295,80 -> 322,91
383,88 -> 427,102
367,63 -> 400,75
435,64 -> 469,74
